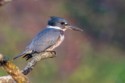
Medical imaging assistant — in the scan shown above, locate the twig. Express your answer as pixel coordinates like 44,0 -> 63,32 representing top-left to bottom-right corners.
22,51 -> 56,75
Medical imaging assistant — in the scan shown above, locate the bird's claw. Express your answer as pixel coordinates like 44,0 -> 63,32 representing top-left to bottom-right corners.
45,51 -> 56,58
50,51 -> 56,58
50,51 -> 56,55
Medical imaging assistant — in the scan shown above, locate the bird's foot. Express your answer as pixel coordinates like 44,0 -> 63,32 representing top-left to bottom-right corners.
45,51 -> 56,58
50,51 -> 56,55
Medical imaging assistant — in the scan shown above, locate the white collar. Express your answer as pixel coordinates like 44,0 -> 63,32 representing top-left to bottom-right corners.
47,25 -> 64,31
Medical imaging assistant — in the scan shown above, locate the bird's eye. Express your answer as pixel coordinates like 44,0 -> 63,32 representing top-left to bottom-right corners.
61,22 -> 65,25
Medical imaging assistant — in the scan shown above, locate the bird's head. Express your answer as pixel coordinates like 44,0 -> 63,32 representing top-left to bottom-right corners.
48,16 -> 83,32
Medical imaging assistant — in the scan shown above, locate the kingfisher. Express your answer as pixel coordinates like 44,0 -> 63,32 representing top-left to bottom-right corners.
13,16 -> 83,60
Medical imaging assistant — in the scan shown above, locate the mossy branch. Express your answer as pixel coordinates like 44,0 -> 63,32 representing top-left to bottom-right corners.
0,54 -> 29,83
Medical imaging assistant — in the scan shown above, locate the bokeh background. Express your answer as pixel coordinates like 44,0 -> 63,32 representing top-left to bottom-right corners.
0,0 -> 125,83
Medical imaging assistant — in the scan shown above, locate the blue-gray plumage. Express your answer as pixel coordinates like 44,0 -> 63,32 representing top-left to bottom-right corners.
13,16 -> 83,60
28,28 -> 63,52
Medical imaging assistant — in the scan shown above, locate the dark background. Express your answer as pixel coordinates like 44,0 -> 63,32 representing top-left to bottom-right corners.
0,0 -> 125,83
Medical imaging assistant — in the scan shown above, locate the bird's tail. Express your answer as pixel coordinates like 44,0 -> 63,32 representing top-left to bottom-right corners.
13,53 -> 25,60
13,50 -> 33,60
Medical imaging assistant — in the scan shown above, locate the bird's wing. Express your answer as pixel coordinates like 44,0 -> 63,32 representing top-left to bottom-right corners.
27,28 -> 61,52
13,28 -> 61,60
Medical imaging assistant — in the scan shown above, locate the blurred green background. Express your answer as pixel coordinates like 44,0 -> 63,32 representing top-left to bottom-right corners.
0,0 -> 125,83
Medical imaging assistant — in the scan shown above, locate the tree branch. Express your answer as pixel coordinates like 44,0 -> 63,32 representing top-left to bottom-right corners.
22,51 -> 56,75
0,52 -> 56,83
0,54 -> 29,83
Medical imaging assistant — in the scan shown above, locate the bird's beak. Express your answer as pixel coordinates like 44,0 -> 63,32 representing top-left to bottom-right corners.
66,25 -> 83,32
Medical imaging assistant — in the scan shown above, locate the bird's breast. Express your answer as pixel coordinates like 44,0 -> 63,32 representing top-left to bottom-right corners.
46,34 -> 64,51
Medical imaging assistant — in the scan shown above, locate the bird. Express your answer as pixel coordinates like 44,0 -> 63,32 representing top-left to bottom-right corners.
13,16 -> 83,60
